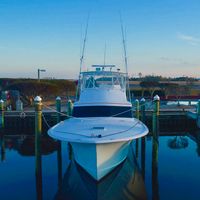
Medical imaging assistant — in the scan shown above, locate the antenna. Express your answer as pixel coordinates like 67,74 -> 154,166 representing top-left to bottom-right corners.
119,13 -> 131,101
103,43 -> 106,65
76,13 -> 90,100
80,13 -> 90,74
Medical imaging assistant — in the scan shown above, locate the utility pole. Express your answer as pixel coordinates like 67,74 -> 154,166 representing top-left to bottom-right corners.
37,69 -> 46,82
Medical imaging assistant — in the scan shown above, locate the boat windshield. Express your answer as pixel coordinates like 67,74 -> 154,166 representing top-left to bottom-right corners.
73,106 -> 132,118
80,71 -> 127,91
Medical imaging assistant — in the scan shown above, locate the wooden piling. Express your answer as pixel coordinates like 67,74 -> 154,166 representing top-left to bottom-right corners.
135,99 -> 139,119
56,96 -> 61,123
152,95 -> 159,199
0,100 -> 4,128
152,95 -> 160,135
34,96 -> 42,175
67,100 -> 73,117
140,98 -> 146,123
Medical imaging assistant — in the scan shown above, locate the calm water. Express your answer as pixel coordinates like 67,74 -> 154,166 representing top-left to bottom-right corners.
0,131 -> 200,200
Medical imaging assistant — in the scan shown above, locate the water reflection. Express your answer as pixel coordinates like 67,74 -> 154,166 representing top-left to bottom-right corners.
152,124 -> 159,200
54,148 -> 147,200
141,137 -> 146,180
35,149 -> 42,200
195,131 -> 200,156
152,133 -> 159,200
0,134 -> 5,162
57,141 -> 62,191
2,131 -> 200,200
167,136 -> 188,149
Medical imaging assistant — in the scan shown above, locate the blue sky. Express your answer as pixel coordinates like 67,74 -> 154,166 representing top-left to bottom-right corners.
0,0 -> 200,78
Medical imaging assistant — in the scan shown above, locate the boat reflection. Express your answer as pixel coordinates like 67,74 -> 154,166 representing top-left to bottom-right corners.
54,147 -> 147,200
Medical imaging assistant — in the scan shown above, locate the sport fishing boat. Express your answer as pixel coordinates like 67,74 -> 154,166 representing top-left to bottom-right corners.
48,64 -> 148,181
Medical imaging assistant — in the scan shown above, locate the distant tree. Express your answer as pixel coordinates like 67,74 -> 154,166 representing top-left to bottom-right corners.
143,75 -> 164,82
138,72 -> 142,79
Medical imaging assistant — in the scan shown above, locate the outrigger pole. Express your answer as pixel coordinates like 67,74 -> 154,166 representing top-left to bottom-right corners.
120,13 -> 131,101
76,13 -> 90,100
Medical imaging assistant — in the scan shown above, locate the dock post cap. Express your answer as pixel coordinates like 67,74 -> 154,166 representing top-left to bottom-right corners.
140,98 -> 145,102
34,96 -> 42,102
56,96 -> 61,101
153,95 -> 160,101
0,99 -> 4,103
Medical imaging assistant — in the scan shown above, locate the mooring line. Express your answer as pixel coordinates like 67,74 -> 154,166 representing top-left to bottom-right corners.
42,113 -> 51,128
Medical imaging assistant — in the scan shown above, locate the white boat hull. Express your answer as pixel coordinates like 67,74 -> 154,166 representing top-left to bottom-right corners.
48,117 -> 149,180
71,140 -> 131,181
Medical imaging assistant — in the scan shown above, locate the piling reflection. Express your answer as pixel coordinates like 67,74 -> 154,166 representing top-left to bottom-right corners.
35,146 -> 43,200
57,141 -> 62,190
196,131 -> 200,156
55,148 -> 147,200
0,134 -> 5,162
152,125 -> 159,200
135,139 -> 139,158
141,137 -> 146,180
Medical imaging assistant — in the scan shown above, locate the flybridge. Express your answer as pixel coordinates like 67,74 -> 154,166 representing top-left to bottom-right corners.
92,65 -> 115,68
92,65 -> 116,72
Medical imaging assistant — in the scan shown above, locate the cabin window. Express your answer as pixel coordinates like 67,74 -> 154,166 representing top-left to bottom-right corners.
73,106 -> 132,118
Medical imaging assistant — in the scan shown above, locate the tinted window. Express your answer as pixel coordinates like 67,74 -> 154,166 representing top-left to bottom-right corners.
73,106 -> 132,118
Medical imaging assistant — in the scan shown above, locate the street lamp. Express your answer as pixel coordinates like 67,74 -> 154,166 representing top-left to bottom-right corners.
38,69 -> 46,82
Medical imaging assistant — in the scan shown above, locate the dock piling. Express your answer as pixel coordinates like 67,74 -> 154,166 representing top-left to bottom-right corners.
67,100 -> 73,117
135,99 -> 139,119
152,95 -> 160,135
56,96 -> 61,123
0,100 -> 4,128
34,96 -> 42,175
140,98 -> 146,122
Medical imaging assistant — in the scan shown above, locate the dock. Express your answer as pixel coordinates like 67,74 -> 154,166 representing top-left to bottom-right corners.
0,96 -> 199,135
0,108 -> 197,134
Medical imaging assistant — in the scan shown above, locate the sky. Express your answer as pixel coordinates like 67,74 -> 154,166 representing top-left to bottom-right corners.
0,0 -> 200,79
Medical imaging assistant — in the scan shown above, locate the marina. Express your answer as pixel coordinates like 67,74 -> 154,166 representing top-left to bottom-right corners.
1,0 -> 200,199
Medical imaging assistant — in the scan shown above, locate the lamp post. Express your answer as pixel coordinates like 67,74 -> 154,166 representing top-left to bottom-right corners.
37,69 -> 46,82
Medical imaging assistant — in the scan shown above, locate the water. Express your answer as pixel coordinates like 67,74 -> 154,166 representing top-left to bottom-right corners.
0,132 -> 200,200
